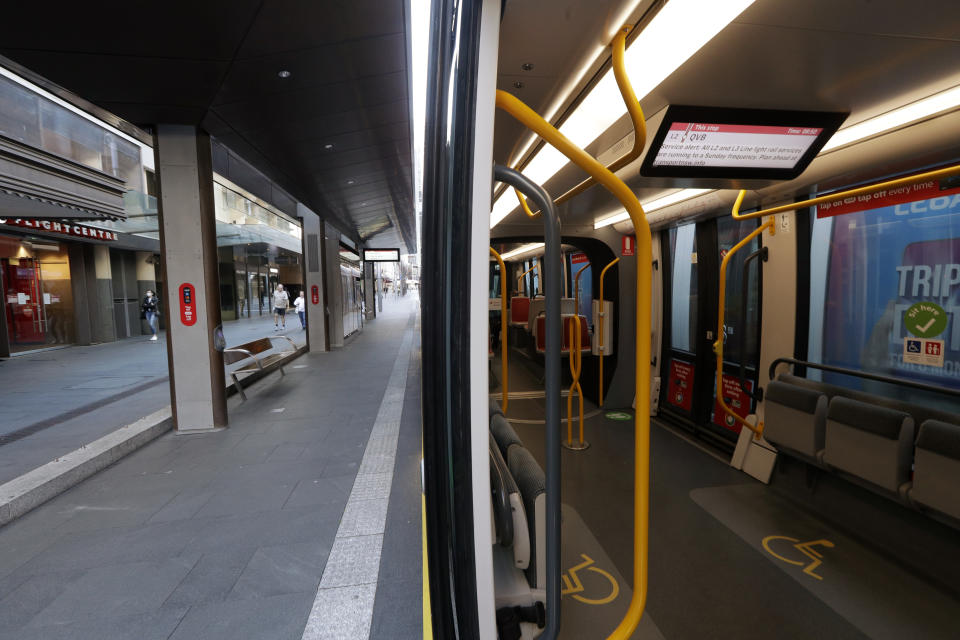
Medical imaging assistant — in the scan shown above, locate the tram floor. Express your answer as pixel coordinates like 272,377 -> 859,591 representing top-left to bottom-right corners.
495,351 -> 960,639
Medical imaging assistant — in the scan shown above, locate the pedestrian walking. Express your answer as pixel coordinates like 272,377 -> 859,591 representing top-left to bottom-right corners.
142,290 -> 159,341
294,291 -> 306,329
273,284 -> 289,330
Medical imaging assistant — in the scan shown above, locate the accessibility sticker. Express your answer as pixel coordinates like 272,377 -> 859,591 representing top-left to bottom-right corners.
605,411 -> 632,421
903,338 -> 945,367
903,302 -> 947,338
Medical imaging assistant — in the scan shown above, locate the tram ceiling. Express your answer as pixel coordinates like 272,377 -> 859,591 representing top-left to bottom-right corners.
0,0 -> 416,254
494,0 -> 960,231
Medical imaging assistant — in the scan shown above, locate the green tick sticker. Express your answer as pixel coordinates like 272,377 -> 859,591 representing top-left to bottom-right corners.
904,302 -> 947,338
606,411 -> 632,421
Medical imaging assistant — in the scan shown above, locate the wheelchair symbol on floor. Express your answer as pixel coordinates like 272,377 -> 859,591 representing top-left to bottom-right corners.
762,535 -> 835,580
561,554 -> 619,605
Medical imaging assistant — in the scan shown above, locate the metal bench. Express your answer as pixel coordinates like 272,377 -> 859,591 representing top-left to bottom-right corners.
223,336 -> 297,400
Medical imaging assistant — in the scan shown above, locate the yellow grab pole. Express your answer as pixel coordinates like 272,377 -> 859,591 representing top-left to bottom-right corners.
516,263 -> 541,296
598,257 -> 620,405
564,262 -> 590,449
731,164 -> 960,221
491,248 -> 509,413
714,193 -> 776,435
496,88 -> 651,639
515,188 -> 538,217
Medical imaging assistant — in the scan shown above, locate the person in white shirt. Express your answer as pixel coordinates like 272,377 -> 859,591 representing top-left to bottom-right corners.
294,292 -> 306,329
272,284 -> 289,330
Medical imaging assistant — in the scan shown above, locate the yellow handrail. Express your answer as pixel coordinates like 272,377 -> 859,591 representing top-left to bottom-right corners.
566,262 -> 591,449
714,192 -> 776,435
496,88 -> 651,639
491,248 -> 509,413
598,257 -> 620,405
731,164 -> 960,221
511,25 -> 647,215
516,263 -> 541,296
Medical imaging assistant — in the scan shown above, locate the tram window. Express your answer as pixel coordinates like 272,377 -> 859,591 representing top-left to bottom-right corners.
808,185 -> 960,402
669,223 -> 698,352
717,216 -> 760,365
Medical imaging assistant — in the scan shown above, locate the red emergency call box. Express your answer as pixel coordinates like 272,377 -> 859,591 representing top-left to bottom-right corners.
311,284 -> 320,305
179,283 -> 197,326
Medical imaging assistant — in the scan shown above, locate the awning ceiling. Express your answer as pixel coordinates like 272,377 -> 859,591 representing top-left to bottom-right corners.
0,0 -> 415,254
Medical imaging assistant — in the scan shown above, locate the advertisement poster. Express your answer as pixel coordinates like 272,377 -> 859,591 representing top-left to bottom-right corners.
711,375 -> 753,434
817,177 -> 960,393
666,359 -> 694,411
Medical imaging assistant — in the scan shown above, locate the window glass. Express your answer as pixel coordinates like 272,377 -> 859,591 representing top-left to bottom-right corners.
717,216 -> 760,365
809,185 -> 960,403
669,223 -> 697,352
0,75 -> 41,147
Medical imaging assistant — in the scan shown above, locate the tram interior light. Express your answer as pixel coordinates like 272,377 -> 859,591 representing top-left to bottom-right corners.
490,0 -> 756,227
593,188 -> 712,229
499,242 -> 545,261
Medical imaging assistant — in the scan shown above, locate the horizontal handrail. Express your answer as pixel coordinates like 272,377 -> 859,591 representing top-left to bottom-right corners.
769,357 -> 960,398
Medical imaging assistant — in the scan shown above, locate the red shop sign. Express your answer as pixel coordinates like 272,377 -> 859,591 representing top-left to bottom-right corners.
622,235 -> 636,257
816,176 -> 960,218
712,374 -> 753,434
666,359 -> 694,412
179,283 -> 197,326
311,284 -> 320,305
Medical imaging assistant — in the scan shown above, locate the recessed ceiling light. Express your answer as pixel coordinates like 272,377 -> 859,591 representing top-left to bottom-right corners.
360,202 -> 367,206
324,143 -> 334,150
513,81 -> 525,89
278,70 -> 291,79
521,63 -> 535,71
346,179 -> 355,185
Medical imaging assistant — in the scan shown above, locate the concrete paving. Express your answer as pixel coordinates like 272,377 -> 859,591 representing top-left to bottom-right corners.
0,313 -> 308,485
0,295 -> 420,639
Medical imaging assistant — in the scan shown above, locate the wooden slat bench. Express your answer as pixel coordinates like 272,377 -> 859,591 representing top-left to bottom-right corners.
223,336 -> 298,400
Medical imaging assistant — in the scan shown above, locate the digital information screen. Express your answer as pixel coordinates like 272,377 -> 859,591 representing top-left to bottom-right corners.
653,123 -> 823,169
640,106 -> 847,181
363,248 -> 400,262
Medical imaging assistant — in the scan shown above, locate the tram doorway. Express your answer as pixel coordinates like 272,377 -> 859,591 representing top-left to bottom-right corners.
661,217 -> 763,444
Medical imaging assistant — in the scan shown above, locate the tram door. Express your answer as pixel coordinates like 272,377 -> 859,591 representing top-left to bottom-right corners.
661,218 -> 762,443
2,257 -> 46,347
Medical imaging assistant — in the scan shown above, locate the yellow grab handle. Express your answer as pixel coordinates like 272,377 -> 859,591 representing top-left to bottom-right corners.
731,164 -> 960,220
598,257 -> 620,405
496,88 -> 651,639
490,248 -> 509,413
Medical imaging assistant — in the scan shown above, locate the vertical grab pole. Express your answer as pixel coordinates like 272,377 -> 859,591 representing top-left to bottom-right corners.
565,262 -> 591,450
598,257 -> 620,405
490,248 -> 509,413
494,165 -> 562,640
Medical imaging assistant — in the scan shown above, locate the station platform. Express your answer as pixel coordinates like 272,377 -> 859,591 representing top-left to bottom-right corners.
0,296 -> 421,639
0,312 -> 307,485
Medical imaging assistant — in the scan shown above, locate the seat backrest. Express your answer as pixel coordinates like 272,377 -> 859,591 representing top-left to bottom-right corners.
911,420 -> 960,520
507,445 -> 546,589
560,297 -> 576,315
822,396 -> 914,493
489,435 -> 530,570
527,298 -> 546,334
510,297 -> 530,325
490,413 -> 522,459
562,315 -> 590,352
490,398 -> 504,419
763,380 -> 828,458
222,337 -> 274,365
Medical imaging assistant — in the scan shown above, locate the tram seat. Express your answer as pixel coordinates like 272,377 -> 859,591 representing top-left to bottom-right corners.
821,397 -> 914,496
525,297 -> 576,335
490,413 -> 523,460
490,398 -> 504,419
507,445 -> 547,590
908,420 -> 960,521
762,381 -> 827,463
489,436 -> 531,570
533,314 -> 591,354
510,296 -> 530,327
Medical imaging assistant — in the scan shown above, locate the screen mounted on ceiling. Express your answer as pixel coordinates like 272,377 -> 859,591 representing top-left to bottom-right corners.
640,106 -> 848,181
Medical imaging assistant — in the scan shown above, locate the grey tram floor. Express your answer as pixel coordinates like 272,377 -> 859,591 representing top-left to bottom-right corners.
0,313 -> 308,485
0,296 -> 421,640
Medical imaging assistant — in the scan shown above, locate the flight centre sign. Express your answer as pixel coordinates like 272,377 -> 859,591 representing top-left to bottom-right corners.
0,218 -> 119,241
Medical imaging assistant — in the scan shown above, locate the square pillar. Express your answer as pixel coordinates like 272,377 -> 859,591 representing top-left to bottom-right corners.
299,204 -> 328,351
154,125 -> 227,432
324,223 -> 344,347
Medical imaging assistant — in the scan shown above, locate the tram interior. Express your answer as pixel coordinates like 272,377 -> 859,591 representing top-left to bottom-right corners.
481,0 -> 960,638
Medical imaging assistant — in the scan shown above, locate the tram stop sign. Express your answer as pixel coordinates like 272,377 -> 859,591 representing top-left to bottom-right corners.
904,302 -> 947,338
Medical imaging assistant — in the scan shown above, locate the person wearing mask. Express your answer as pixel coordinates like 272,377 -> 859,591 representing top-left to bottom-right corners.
294,291 -> 306,329
273,284 -> 289,330
142,290 -> 159,341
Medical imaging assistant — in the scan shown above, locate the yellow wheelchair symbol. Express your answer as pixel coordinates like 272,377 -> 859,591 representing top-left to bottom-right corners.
561,554 -> 619,605
762,535 -> 835,580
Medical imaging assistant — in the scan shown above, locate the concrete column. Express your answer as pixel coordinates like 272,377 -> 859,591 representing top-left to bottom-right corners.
363,261 -> 376,319
154,125 -> 227,432
324,223 -> 344,347
299,204 -> 328,351
92,245 -> 117,343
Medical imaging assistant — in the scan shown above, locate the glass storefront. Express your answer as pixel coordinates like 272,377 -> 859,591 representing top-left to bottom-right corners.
0,234 -> 75,353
